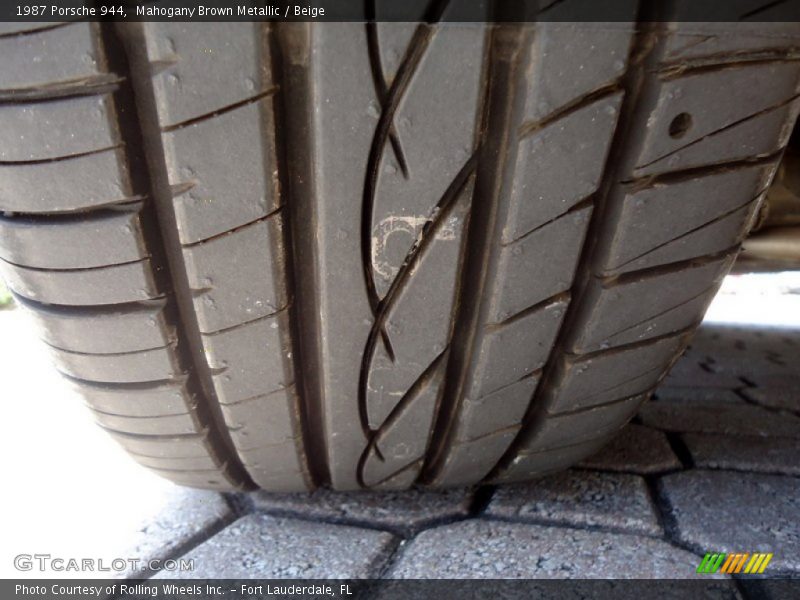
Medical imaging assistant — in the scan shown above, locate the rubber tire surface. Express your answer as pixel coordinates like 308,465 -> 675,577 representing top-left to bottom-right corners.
2,14 -> 800,491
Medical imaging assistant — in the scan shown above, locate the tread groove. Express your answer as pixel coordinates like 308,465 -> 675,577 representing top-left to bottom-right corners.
258,22 -> 316,490
274,22 -> 332,488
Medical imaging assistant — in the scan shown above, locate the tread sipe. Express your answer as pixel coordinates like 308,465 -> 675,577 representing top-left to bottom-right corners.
2,10 -> 799,491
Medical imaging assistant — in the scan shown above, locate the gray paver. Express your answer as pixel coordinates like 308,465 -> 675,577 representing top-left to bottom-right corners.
662,356 -> 742,388
659,470 -> 800,574
741,385 -> 800,413
487,470 -> 662,536
683,433 -> 800,476
654,386 -> 744,404
158,513 -> 396,578
252,487 -> 473,535
579,423 -> 682,474
120,489 -> 232,575
639,399 -> 800,438
389,520 -> 711,578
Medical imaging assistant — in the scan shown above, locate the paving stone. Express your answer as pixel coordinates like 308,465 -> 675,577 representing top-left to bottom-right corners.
579,424 -> 681,474
704,355 -> 797,379
691,323 -> 798,354
741,385 -> 800,413
682,433 -> 800,476
663,356 -> 742,389
654,386 -> 744,404
389,520 -> 712,578
639,399 -> 800,438
252,488 -> 473,535
159,513 -> 396,578
119,488 -> 232,576
659,470 -> 800,574
487,470 -> 662,536
691,326 -> 800,385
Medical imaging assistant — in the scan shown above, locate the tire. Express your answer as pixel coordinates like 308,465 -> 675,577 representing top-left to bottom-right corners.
2,17 -> 799,492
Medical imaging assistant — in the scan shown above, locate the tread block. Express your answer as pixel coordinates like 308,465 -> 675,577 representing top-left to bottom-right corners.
433,427 -> 521,488
92,410 -> 196,436
0,22 -> 104,91
163,100 -> 278,244
492,436 -> 610,484
239,443 -> 309,492
504,94 -> 622,242
219,388 -> 297,451
108,432 -> 210,459
459,374 -> 537,442
144,22 -> 265,127
146,467 -> 232,491
0,148 -> 132,213
0,258 -> 158,305
600,165 -> 773,276
130,452 -> 218,471
548,335 -> 686,414
470,297 -> 566,399
202,312 -> 290,405
633,62 -> 800,177
72,379 -> 193,417
183,214 -> 288,333
0,209 -> 147,269
0,94 -> 118,161
520,394 -> 643,455
522,22 -> 633,123
50,344 -> 181,383
571,255 -> 733,354
490,207 -> 590,323
27,300 -> 173,354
